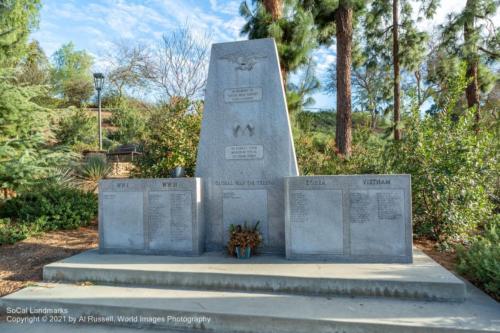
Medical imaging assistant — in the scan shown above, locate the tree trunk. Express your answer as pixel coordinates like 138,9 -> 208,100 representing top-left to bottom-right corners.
281,67 -> 287,91
465,60 -> 480,126
464,0 -> 480,128
335,4 -> 353,157
415,70 -> 422,106
263,0 -> 283,20
393,0 -> 401,140
465,60 -> 480,111
371,109 -> 377,129
263,0 -> 287,91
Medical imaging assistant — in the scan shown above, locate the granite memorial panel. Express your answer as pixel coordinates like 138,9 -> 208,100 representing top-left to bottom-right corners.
99,178 -> 204,255
285,175 -> 412,263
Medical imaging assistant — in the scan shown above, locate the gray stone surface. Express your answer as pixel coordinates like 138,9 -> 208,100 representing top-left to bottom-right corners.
43,249 -> 465,302
2,282 -> 498,333
0,323 -> 178,333
99,178 -> 203,255
285,175 -> 412,263
196,38 -> 298,254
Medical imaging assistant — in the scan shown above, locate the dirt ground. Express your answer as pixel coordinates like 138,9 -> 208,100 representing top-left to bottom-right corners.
0,223 -> 98,297
414,238 -> 458,272
0,229 -> 461,298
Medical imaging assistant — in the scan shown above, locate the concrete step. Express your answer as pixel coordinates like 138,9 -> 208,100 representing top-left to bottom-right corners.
0,322 -> 185,333
43,249 -> 466,302
1,283 -> 499,333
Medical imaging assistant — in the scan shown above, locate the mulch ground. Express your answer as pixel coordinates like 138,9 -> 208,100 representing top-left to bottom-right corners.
0,222 -> 98,297
414,238 -> 458,272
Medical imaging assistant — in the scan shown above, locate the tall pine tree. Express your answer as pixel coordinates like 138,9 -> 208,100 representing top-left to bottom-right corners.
364,0 -> 438,140
325,31 -> 392,129
15,40 -> 51,86
441,0 -> 499,128
0,0 -> 41,67
0,0 -> 67,196
240,0 -> 317,88
301,0 -> 365,156
263,0 -> 283,19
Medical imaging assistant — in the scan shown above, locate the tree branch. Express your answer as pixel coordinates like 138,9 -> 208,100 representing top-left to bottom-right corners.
479,46 -> 499,58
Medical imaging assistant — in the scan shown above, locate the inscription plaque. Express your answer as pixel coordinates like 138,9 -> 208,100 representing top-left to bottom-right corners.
99,178 -> 204,255
225,145 -> 264,160
148,191 -> 193,252
224,87 -> 262,103
350,191 -> 370,224
350,189 -> 406,257
377,192 -> 403,220
101,191 -> 144,249
290,192 -> 307,224
222,189 -> 268,244
285,175 -> 412,263
289,190 -> 343,254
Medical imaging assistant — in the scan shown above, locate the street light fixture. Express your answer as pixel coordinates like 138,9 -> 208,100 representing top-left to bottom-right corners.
93,73 -> 104,150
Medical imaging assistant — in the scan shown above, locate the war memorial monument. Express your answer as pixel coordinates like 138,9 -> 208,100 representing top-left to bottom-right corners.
1,38 -> 499,333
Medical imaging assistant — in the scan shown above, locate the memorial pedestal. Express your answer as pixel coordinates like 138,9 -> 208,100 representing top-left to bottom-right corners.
196,38 -> 298,253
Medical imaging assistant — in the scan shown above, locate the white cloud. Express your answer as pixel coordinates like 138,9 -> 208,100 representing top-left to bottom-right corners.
209,0 -> 218,11
50,2 -> 97,23
414,0 -> 500,33
151,0 -> 244,42
207,0 -> 240,15
85,1 -> 168,40
223,16 -> 246,40
77,26 -> 106,41
431,0 -> 467,25
313,46 -> 336,74
30,30 -> 61,57
219,1 -> 241,15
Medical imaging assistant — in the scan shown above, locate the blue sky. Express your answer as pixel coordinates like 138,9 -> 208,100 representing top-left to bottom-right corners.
31,0 -> 481,110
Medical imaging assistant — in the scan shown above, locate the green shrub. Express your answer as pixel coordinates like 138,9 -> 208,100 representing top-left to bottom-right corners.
55,107 -> 97,152
0,218 -> 29,245
108,101 -> 146,144
134,99 -> 202,177
457,216 -> 500,299
383,110 -> 496,245
295,111 -> 496,245
0,183 -> 97,233
294,126 -> 384,176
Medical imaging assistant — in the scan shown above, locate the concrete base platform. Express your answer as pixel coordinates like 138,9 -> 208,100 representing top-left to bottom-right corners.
1,282 -> 499,333
43,249 -> 466,302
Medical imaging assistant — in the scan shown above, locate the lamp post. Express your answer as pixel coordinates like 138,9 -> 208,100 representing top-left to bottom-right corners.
93,73 -> 104,150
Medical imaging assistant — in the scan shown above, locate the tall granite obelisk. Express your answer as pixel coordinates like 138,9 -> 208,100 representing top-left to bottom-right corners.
196,38 -> 298,253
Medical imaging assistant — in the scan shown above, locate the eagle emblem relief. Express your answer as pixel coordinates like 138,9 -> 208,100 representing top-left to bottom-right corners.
219,52 -> 267,71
